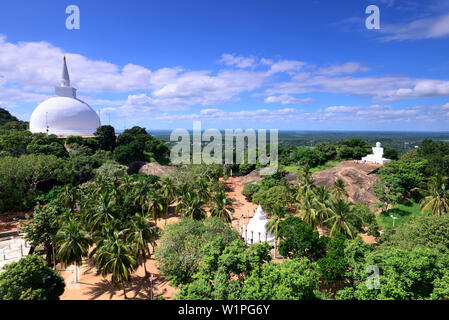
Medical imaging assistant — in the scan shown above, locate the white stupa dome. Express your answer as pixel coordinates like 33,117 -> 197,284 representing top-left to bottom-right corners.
29,57 -> 100,137
244,205 -> 275,244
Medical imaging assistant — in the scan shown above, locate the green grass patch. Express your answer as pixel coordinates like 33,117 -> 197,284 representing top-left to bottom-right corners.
284,165 -> 301,173
284,160 -> 341,174
377,200 -> 429,228
310,160 -> 341,173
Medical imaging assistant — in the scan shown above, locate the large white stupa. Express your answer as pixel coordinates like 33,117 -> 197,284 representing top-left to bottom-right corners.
361,142 -> 391,165
243,205 -> 275,244
29,57 -> 100,137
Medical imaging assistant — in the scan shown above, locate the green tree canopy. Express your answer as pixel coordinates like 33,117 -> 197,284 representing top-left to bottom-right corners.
94,125 -> 117,151
0,129 -> 32,156
278,216 -> 327,261
348,246 -> 449,300
155,217 -> 238,286
387,214 -> 449,252
241,258 -> 321,300
317,234 -> 348,284
0,255 -> 65,300
21,202 -> 63,266
27,134 -> 68,158
177,239 -> 271,300
0,154 -> 68,211
289,146 -> 326,168
377,157 -> 428,201
252,185 -> 292,212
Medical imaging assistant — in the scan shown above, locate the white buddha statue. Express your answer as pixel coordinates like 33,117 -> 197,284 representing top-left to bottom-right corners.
361,142 -> 391,165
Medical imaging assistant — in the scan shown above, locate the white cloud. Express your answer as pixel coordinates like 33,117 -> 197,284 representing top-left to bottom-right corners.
220,54 -> 256,68
265,73 -> 416,102
1,32 -> 448,124
0,36 -> 267,108
266,59 -> 307,75
381,14 -> 449,41
150,69 -> 267,106
157,107 -> 304,122
154,102 -> 449,125
383,80 -> 449,101
0,35 -> 152,93
264,94 -> 314,105
324,104 -> 420,121
80,97 -> 126,107
317,62 -> 370,75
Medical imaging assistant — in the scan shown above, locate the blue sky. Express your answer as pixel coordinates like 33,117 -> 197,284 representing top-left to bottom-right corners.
1,0 -> 449,131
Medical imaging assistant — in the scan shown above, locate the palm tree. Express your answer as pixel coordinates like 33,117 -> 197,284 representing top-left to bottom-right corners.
94,230 -> 138,299
313,185 -> 331,204
55,219 -> 92,283
160,177 -> 176,225
88,221 -> 118,260
176,190 -> 206,220
58,184 -> 80,211
92,175 -> 110,195
127,214 -> 159,275
298,191 -> 320,230
324,199 -> 357,239
196,177 -> 212,203
332,179 -> 348,200
146,190 -> 165,222
418,174 -> 449,216
118,175 -> 135,193
296,165 -> 315,201
266,204 -> 286,258
87,193 -> 117,232
133,180 -> 152,216
210,190 -> 234,223
311,186 -> 331,232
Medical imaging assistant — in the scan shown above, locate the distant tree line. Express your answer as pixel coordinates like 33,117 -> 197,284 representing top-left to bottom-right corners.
278,138 -> 399,169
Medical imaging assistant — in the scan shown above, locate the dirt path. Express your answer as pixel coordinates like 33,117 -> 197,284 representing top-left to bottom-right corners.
221,176 -> 259,233
60,213 -> 182,300
59,251 -> 177,300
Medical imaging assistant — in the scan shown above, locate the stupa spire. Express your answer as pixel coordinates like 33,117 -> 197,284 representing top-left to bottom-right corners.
61,56 -> 70,87
55,56 -> 77,98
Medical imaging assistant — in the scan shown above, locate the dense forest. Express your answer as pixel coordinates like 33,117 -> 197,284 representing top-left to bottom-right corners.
0,107 -> 449,300
151,129 -> 449,156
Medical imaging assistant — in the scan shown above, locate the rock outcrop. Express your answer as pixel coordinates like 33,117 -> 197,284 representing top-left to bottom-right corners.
127,161 -> 175,177
285,161 -> 381,209
233,170 -> 264,185
312,161 -> 381,209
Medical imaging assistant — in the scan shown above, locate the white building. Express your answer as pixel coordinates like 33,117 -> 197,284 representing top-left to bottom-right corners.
361,142 -> 391,165
29,57 -> 101,137
243,205 -> 275,244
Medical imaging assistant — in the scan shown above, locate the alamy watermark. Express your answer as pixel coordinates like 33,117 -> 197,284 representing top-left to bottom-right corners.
170,121 -> 278,176
365,5 -> 380,30
66,5 -> 80,30
365,265 -> 380,290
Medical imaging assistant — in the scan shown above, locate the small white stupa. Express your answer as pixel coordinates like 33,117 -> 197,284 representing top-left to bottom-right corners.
361,142 -> 391,165
243,205 -> 275,244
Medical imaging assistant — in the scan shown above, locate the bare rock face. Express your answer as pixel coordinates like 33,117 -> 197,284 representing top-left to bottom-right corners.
127,161 -> 175,177
233,170 -> 264,185
284,161 -> 381,209
311,161 -> 381,209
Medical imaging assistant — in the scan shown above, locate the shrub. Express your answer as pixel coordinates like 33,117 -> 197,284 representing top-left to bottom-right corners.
242,183 -> 260,201
252,185 -> 292,211
0,154 -> 68,211
94,162 -> 126,184
0,255 -> 65,300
